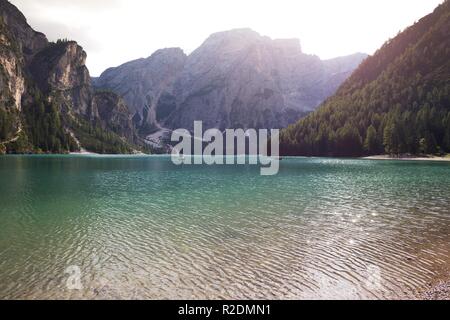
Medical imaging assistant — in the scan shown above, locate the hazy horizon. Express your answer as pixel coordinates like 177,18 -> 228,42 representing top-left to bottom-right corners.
10,0 -> 444,76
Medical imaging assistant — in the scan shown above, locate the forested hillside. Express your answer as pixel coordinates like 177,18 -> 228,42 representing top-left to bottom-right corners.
0,0 -> 143,154
280,1 -> 450,157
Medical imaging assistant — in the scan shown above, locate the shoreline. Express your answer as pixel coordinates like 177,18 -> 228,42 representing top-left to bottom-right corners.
3,153 -> 450,162
69,150 -> 98,155
363,155 -> 450,162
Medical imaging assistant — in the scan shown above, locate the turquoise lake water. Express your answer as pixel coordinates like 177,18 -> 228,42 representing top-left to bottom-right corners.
0,155 -> 449,299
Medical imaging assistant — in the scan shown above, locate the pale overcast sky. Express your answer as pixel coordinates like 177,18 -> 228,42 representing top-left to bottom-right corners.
10,0 -> 443,76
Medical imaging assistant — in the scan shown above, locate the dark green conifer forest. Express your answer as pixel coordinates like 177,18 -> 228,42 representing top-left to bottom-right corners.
280,1 -> 450,157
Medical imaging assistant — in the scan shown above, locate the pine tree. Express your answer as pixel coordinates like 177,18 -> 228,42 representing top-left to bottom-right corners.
364,125 -> 379,154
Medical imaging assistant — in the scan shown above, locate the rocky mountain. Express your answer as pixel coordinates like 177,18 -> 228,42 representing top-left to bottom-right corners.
93,48 -> 187,133
94,28 -> 367,135
92,91 -> 135,141
29,41 -> 94,117
0,0 -> 47,64
1,0 -> 366,155
280,0 -> 450,157
0,0 -> 142,154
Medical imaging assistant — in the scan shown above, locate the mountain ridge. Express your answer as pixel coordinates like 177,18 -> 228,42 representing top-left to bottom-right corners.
94,28 -> 367,137
2,0 -> 368,154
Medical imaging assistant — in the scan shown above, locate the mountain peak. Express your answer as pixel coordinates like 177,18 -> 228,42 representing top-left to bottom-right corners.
201,28 -> 265,49
208,28 -> 261,39
149,47 -> 186,60
198,28 -> 303,55
0,0 -> 48,59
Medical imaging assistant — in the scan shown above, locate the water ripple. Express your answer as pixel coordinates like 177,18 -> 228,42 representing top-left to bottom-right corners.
0,156 -> 449,299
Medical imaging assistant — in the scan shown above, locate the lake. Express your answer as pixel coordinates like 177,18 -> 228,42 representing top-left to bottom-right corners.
0,155 -> 449,299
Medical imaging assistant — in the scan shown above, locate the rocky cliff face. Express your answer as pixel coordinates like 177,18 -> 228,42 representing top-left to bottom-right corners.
0,15 -> 24,112
92,91 -> 135,141
29,41 -> 95,118
0,0 -> 47,63
0,1 -> 26,144
93,48 -> 187,132
0,0 -> 140,153
95,28 -> 367,133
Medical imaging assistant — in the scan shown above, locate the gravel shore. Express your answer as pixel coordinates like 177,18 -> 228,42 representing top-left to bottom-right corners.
422,281 -> 450,300
363,155 -> 450,162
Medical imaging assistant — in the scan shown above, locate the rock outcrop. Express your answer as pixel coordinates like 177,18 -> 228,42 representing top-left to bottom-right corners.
0,0 -> 47,63
29,40 -> 94,117
0,1 -> 26,141
0,17 -> 24,111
